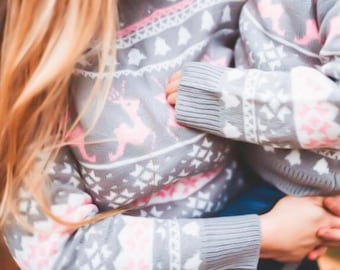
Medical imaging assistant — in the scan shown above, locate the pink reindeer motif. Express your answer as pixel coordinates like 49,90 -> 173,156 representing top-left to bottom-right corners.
257,0 -> 285,36
109,80 -> 155,161
66,116 -> 97,163
294,19 -> 320,46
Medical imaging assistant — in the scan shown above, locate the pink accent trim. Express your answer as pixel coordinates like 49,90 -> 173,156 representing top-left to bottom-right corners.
115,217 -> 153,269
292,68 -> 340,148
133,167 -> 221,207
118,0 -> 193,38
16,194 -> 98,270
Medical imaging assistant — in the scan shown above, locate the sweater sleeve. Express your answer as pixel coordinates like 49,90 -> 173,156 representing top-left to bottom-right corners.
175,3 -> 340,150
3,148 -> 260,270
176,55 -> 340,149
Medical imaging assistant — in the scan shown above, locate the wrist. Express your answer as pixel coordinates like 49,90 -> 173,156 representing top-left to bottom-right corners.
259,213 -> 276,259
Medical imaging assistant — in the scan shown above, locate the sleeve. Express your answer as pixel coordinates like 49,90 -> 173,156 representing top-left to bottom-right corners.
3,148 -> 261,270
175,5 -> 340,150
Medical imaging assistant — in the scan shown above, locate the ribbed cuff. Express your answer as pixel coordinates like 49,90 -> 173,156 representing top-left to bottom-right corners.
176,62 -> 226,135
200,215 -> 261,270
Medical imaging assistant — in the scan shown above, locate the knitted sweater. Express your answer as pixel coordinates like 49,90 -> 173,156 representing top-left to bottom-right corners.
5,1 -> 263,270
176,0 -> 340,196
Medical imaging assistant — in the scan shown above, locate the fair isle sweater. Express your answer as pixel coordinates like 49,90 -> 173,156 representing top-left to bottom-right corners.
4,1 -> 264,270
176,0 -> 340,196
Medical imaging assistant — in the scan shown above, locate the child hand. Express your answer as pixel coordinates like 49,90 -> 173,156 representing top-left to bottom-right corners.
323,195 -> 340,216
317,196 -> 340,246
307,196 -> 340,260
165,71 -> 181,106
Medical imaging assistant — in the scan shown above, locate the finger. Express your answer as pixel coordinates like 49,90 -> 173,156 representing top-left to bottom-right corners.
169,71 -> 182,82
324,196 -> 340,216
167,92 -> 177,105
323,215 -> 340,229
330,217 -> 340,228
318,239 -> 340,248
165,80 -> 179,96
318,228 -> 340,242
307,246 -> 328,261
322,241 -> 340,248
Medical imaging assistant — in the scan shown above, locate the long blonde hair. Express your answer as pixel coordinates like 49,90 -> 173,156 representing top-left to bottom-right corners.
0,0 -> 119,229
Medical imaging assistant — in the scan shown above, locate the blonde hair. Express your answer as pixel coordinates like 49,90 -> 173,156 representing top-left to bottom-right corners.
0,0 -> 119,229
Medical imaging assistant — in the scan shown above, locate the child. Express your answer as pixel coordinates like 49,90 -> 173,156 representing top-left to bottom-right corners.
166,0 -> 340,269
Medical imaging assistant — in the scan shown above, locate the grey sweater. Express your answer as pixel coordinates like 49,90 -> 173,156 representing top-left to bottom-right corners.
6,1 -> 339,269
176,0 -> 340,196
5,1 -> 261,270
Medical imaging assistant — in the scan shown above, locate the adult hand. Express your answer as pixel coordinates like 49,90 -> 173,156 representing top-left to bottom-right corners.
259,196 -> 340,263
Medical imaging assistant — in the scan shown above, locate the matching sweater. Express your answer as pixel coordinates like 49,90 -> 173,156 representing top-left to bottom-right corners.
4,0 -> 340,270
176,0 -> 340,196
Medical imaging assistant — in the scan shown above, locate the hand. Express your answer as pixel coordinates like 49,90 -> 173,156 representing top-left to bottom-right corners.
307,196 -> 340,260
165,71 -> 181,106
314,196 -> 340,246
259,196 -> 340,263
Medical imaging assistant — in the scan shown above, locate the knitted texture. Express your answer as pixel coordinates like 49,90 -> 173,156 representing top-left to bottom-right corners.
176,0 -> 340,195
4,1 -> 262,270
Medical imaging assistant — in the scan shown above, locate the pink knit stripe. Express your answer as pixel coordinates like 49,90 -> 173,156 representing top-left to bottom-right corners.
118,0 -> 193,38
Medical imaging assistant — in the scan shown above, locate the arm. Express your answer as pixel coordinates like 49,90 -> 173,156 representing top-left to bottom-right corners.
4,148 -> 340,269
3,147 -> 261,270
167,6 -> 340,150
168,61 -> 340,149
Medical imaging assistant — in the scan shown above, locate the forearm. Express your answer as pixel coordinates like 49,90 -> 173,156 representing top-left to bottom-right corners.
4,148 -> 262,270
176,62 -> 340,149
5,209 -> 261,270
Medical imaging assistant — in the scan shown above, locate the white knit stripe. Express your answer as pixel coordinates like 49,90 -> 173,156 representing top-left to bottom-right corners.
321,49 -> 340,56
79,133 -> 206,170
117,0 -> 245,49
243,6 -> 320,59
74,38 -> 210,79
169,220 -> 181,270
243,70 -> 260,144
312,149 -> 340,160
